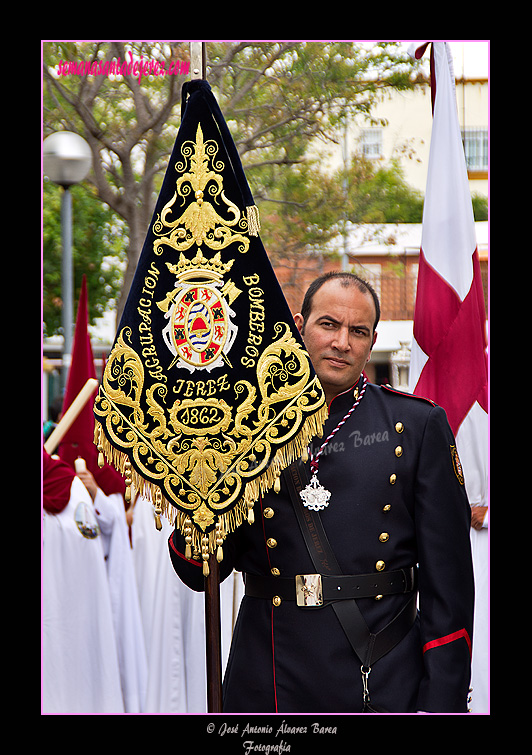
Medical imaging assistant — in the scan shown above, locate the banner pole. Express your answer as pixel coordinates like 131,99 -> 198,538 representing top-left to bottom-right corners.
205,554 -> 223,712
189,41 -> 222,712
190,42 -> 207,80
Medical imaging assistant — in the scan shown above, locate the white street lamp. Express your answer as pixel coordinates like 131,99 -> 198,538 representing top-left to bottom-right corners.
43,131 -> 92,388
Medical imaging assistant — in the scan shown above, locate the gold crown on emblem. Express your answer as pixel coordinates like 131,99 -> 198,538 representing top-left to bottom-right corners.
166,248 -> 234,283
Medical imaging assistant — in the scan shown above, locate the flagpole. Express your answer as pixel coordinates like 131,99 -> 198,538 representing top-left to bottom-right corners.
44,378 -> 99,454
190,41 -> 207,80
189,41 -> 224,714
205,553 -> 223,712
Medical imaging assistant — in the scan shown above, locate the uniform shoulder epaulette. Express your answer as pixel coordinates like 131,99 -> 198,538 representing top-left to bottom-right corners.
379,383 -> 436,406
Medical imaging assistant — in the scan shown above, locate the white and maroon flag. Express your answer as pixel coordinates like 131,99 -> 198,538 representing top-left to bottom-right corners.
409,42 -> 488,510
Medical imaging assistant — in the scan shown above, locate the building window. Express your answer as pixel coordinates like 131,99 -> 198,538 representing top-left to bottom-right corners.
361,128 -> 383,158
462,128 -> 488,172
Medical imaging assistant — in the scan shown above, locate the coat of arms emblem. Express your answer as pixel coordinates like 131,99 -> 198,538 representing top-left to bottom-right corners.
158,249 -> 240,373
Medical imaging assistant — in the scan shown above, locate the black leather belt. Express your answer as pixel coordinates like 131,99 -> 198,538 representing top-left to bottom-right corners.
245,567 -> 416,607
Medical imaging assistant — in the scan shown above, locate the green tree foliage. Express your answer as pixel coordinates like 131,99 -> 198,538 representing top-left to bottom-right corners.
43,41 -> 422,330
42,179 -> 126,336
345,156 -> 425,224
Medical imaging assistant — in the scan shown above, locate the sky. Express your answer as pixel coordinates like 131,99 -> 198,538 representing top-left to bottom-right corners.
407,41 -> 489,78
447,41 -> 488,77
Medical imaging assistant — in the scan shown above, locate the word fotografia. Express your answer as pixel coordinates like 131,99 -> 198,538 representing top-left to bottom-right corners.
56,51 -> 190,83
243,742 -> 290,755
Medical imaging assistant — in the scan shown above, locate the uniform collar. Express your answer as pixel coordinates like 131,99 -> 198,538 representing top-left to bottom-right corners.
327,373 -> 366,418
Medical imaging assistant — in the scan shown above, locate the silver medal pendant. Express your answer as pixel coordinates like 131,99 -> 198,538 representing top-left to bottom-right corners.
300,473 -> 331,511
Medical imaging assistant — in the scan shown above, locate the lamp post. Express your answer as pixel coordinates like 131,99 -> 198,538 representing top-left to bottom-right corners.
43,131 -> 92,389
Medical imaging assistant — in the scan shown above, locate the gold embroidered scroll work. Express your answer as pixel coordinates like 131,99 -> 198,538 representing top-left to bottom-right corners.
94,123 -> 326,570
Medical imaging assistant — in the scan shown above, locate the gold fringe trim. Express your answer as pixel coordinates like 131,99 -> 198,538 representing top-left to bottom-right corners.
94,401 -> 327,565
246,205 -> 260,236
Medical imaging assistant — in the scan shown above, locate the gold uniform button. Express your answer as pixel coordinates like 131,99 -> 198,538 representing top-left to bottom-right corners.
389,473 -> 396,485
376,560 -> 385,571
395,422 -> 404,433
383,504 -> 391,512
375,594 -> 383,601
271,567 -> 280,576
395,446 -> 403,457
379,532 -> 389,543
267,538 -> 277,548
272,595 -> 282,607
263,507 -> 275,519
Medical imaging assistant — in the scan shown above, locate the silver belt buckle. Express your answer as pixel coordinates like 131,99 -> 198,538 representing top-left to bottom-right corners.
295,574 -> 323,607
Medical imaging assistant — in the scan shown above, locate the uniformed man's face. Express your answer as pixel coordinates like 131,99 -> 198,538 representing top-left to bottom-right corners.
294,280 -> 377,404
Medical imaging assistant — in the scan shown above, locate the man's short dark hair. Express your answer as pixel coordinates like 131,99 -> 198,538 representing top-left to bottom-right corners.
300,272 -> 381,334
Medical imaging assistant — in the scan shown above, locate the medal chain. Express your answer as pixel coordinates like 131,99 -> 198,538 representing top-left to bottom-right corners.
310,375 -> 368,474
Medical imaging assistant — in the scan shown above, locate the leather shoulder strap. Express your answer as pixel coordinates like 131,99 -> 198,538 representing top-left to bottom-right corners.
283,462 -> 373,665
284,461 -> 343,575
282,461 -> 417,668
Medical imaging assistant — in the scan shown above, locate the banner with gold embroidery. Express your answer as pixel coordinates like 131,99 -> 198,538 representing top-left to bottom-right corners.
94,80 -> 326,573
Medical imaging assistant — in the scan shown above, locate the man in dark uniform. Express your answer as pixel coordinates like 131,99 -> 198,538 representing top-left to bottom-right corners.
168,272 -> 474,713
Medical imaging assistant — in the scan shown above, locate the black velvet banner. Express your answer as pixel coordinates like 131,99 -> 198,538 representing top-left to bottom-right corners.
94,81 -> 326,567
